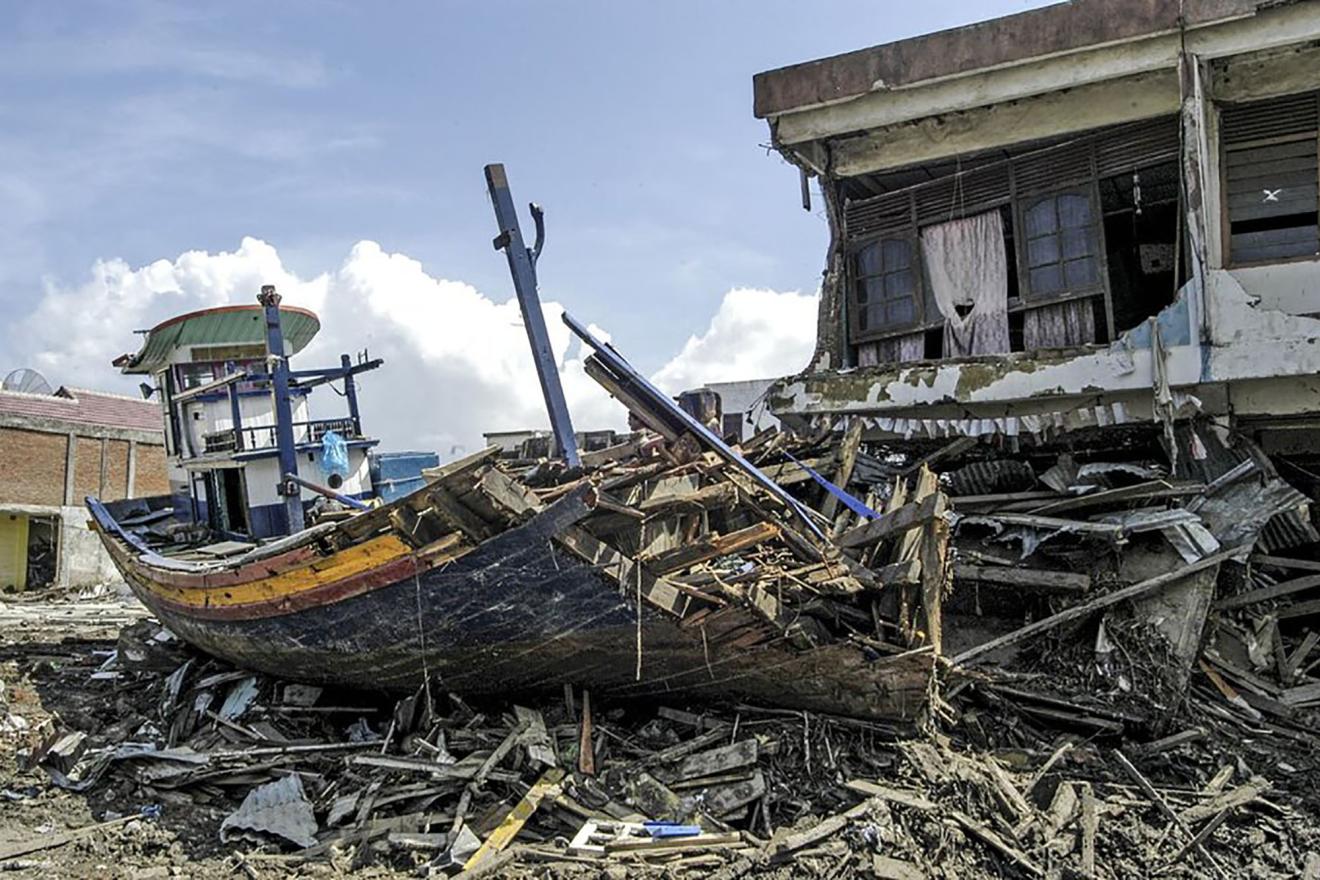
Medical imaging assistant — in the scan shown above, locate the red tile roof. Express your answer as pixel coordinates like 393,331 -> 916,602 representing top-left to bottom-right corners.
0,386 -> 163,435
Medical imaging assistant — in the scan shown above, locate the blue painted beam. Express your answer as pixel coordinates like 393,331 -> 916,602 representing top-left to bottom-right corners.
258,285 -> 306,536
484,164 -> 581,468
227,380 -> 245,451
562,311 -> 826,540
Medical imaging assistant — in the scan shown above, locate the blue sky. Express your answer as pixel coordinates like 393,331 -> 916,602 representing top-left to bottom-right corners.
1,0 -> 1049,450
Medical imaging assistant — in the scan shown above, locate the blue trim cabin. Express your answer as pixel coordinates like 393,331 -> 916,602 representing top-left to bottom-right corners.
113,290 -> 383,539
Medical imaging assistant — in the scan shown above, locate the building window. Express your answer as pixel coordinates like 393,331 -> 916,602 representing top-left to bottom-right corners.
1220,91 -> 1320,264
1020,188 -> 1103,299
852,237 -> 919,336
176,362 -> 217,390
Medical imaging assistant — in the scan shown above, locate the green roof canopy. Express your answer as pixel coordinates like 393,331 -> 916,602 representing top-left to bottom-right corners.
117,305 -> 321,375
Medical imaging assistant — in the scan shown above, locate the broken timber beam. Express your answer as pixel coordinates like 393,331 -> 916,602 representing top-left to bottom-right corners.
820,417 -> 864,523
954,548 -> 1242,667
648,522 -> 780,575
953,563 -> 1090,594
1215,573 -> 1320,610
837,494 -> 947,550
463,768 -> 565,871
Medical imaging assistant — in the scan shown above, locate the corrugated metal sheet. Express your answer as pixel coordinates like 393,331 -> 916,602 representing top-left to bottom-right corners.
123,305 -> 320,374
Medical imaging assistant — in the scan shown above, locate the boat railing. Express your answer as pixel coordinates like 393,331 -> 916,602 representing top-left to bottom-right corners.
200,418 -> 360,455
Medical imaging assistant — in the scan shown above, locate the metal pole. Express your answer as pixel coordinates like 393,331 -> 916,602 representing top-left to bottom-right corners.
228,380 -> 244,451
341,353 -> 361,437
258,285 -> 305,535
484,163 -> 581,468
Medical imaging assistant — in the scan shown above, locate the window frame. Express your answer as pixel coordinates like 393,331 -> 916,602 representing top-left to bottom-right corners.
846,228 -> 927,344
1219,131 -> 1320,269
1014,182 -> 1110,306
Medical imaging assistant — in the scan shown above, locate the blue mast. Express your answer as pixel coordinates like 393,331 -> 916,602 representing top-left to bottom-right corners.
258,285 -> 306,535
484,164 -> 581,468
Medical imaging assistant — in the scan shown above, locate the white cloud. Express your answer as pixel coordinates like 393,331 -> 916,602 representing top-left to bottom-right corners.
652,287 -> 818,393
6,239 -> 817,458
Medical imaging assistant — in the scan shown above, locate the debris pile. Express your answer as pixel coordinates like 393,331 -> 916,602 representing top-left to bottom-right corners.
6,620 -> 1319,877
13,328 -> 1320,874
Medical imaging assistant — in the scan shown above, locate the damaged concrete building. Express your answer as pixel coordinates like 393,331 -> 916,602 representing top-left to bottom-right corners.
757,0 -> 1320,430
750,0 -> 1320,717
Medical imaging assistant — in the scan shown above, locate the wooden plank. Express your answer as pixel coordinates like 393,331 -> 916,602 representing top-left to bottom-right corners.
953,563 -> 1091,593
842,780 -> 937,811
872,855 -> 924,880
951,490 -> 1058,509
1280,681 -> 1320,707
580,437 -> 644,469
648,522 -> 780,575
638,482 -> 737,513
837,494 -> 946,550
554,526 -> 690,616
1253,554 -> 1320,572
426,485 -> 497,543
421,446 -> 501,484
463,767 -> 565,871
513,706 -> 557,767
899,435 -> 977,478
873,560 -> 921,587
1027,481 -> 1203,516
768,796 -> 882,862
1284,630 -> 1320,682
1179,777 -> 1270,824
954,549 -> 1241,667
973,512 -> 1125,538
578,690 -> 595,776
476,468 -> 543,520
1079,782 -> 1098,877
918,507 -> 948,655
820,417 -> 864,522
584,357 -> 679,441
1278,598 -> 1320,620
1215,573 -> 1320,610
657,740 -> 758,784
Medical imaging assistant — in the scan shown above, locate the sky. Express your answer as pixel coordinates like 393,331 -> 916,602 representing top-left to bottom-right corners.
0,0 -> 1050,457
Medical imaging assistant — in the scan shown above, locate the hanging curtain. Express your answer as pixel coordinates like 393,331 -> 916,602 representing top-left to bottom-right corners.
1023,299 -> 1096,350
920,211 -> 1010,357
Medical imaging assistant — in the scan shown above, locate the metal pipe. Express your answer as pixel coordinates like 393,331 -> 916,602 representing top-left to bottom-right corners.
282,473 -> 370,511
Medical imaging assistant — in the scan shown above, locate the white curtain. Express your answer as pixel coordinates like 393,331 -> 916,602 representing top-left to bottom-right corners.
920,211 -> 1010,357
858,333 -> 924,366
1023,300 -> 1096,350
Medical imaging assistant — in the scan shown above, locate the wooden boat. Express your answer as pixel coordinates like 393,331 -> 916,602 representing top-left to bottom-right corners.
89,218 -> 939,724
89,444 -> 934,722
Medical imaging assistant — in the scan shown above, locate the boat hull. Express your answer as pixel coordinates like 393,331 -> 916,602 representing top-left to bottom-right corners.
89,493 -> 932,722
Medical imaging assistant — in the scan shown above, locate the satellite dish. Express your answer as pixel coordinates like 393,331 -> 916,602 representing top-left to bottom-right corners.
2,368 -> 54,395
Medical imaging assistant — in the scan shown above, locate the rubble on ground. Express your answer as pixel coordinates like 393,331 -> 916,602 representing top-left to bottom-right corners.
5,410 -> 1320,875
1,613 -> 1316,877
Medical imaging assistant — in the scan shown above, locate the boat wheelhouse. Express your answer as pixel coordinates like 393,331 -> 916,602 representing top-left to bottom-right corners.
113,287 -> 382,539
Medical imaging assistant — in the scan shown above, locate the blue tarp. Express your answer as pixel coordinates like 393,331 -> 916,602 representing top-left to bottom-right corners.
321,430 -> 350,477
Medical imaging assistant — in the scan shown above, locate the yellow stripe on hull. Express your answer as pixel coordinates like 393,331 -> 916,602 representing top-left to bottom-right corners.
136,534 -> 414,610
